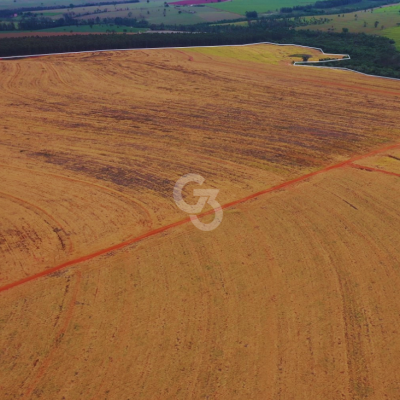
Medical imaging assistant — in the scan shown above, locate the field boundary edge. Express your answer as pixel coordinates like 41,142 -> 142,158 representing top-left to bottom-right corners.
1,40 -> 399,81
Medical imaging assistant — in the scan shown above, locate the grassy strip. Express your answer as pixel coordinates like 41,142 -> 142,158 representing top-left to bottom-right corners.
382,25 -> 400,50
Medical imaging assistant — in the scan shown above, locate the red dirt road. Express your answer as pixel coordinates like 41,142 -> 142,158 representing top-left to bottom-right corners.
1,140 -> 400,295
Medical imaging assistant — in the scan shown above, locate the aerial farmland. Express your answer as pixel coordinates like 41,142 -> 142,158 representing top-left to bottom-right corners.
1,42 -> 400,399
300,3 -> 400,44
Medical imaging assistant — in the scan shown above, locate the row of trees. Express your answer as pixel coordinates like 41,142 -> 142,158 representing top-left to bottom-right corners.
2,14 -> 149,31
290,30 -> 400,77
0,22 -> 16,31
18,15 -> 75,30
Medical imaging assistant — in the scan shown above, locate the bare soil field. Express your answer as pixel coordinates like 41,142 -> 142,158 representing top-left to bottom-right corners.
1,44 -> 400,399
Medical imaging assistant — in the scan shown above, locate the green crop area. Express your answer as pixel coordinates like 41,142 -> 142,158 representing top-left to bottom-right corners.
1,0 -> 243,26
382,25 -> 400,49
37,1 -> 152,18
209,0 -> 312,16
33,11 -> 63,16
0,0 -> 153,10
0,24 -> 148,35
72,1 -> 241,25
0,0 -> 99,9
298,3 -> 400,34
39,24 -> 148,32
375,3 -> 400,14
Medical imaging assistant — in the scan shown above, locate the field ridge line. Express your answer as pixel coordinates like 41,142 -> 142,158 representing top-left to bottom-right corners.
349,163 -> 400,177
0,41 -> 350,61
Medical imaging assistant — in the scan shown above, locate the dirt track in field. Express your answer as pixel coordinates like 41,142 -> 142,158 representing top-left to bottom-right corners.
1,44 -> 400,399
2,140 -> 400,294
2,155 -> 400,399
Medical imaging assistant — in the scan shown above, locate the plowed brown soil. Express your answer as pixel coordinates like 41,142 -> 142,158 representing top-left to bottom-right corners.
1,44 -> 400,399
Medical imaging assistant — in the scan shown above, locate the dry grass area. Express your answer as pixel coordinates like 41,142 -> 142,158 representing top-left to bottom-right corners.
1,44 -> 400,399
185,43 -> 347,63
353,147 -> 400,174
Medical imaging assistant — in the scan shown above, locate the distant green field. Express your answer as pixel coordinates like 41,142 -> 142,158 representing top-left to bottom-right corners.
377,4 -> 400,50
39,24 -> 147,32
209,0 -> 312,16
33,11 -> 62,16
73,1 -> 241,25
0,0 -> 98,10
31,0 -> 148,17
0,0 -> 159,10
298,3 -> 400,34
375,3 -> 400,14
0,24 -> 148,36
0,0 -> 243,25
382,25 -> 400,50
